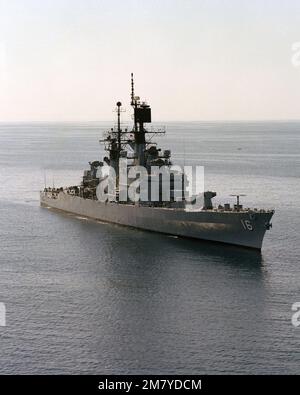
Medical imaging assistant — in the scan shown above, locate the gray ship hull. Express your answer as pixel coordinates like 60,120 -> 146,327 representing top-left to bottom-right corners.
40,192 -> 274,249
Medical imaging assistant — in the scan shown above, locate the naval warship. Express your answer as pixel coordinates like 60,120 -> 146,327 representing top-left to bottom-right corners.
40,74 -> 274,249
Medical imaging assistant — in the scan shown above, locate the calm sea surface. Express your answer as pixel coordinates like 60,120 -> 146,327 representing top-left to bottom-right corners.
0,121 -> 300,374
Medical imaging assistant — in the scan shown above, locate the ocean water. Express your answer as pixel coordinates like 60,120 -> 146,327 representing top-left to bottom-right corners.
0,121 -> 299,374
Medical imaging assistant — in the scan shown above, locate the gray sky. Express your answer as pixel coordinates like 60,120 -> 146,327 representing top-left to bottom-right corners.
0,0 -> 300,121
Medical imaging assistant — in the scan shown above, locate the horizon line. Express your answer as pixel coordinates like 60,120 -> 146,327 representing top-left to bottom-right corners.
1,118 -> 300,124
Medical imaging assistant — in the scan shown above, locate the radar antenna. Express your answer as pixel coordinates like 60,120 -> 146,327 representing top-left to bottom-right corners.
230,194 -> 246,210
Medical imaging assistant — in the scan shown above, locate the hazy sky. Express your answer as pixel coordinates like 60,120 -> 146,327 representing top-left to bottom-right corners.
0,0 -> 300,121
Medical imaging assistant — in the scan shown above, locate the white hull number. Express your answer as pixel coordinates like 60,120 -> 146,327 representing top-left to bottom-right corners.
241,219 -> 253,231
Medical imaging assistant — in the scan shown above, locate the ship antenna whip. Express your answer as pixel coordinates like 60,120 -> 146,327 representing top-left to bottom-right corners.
131,72 -> 135,106
116,101 -> 122,153
183,136 -> 186,167
131,73 -> 138,132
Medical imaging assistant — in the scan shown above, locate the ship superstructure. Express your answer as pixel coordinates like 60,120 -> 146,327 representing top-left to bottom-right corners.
73,74 -> 187,207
